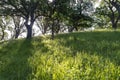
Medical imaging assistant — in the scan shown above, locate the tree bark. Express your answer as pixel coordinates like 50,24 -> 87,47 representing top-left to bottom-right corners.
1,29 -> 5,40
112,22 -> 117,30
74,26 -> 78,31
68,26 -> 74,32
51,23 -> 54,40
68,26 -> 78,32
24,17 -> 34,39
15,28 -> 20,39
25,24 -> 32,39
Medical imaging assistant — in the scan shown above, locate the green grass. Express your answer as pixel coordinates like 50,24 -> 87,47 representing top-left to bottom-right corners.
0,31 -> 120,80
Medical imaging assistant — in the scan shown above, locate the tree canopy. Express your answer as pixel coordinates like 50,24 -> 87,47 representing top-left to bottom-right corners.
0,0 -> 120,40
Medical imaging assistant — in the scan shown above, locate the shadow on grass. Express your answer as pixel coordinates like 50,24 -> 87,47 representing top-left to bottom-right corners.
0,39 -> 33,80
57,32 -> 120,65
0,32 -> 120,79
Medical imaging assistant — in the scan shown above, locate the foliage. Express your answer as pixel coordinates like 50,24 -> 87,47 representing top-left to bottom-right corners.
0,0 -> 49,38
0,16 -> 12,40
12,16 -> 25,39
64,0 -> 94,32
0,0 -> 95,39
95,0 -> 120,29
0,31 -> 120,80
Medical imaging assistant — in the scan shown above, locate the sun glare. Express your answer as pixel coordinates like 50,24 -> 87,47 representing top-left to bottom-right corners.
94,0 -> 101,8
49,0 -> 53,2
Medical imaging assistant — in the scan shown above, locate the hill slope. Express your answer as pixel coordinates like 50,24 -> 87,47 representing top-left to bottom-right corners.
0,31 -> 120,80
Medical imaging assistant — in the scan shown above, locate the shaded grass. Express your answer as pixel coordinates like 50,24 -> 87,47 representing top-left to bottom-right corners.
0,39 -> 34,80
0,31 -> 120,80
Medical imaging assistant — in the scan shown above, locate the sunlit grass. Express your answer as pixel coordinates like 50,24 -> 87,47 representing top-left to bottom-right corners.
0,31 -> 120,80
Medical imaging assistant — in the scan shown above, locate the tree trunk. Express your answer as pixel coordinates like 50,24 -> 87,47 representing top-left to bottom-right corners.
26,25 -> 32,39
74,26 -> 78,31
55,25 -> 60,34
1,30 -> 5,40
15,29 -> 20,39
24,17 -> 34,39
51,25 -> 54,40
68,23 -> 78,32
112,23 -> 117,30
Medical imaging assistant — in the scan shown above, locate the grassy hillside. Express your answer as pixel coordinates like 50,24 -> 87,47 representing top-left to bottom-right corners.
0,31 -> 120,80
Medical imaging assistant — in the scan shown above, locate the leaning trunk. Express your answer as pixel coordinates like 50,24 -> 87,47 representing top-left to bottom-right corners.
74,26 -> 78,31
111,21 -> 117,30
15,29 -> 20,39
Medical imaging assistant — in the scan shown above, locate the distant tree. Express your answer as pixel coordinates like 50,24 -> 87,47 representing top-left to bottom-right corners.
0,16 -> 11,40
64,0 -> 94,32
12,16 -> 24,39
95,6 -> 110,28
36,16 -> 51,35
42,0 -> 71,39
109,0 -> 120,29
0,17 -> 6,40
96,0 -> 120,30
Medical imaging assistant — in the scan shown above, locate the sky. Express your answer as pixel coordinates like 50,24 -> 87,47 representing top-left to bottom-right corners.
49,0 -> 53,2
94,0 -> 102,8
